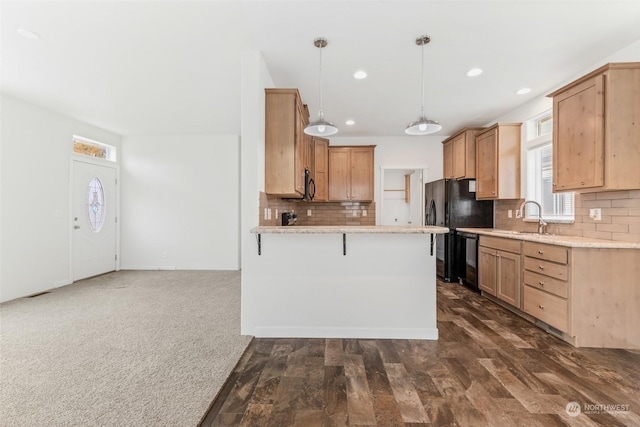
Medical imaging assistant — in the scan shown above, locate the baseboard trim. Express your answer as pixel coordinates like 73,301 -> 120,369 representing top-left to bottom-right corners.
252,326 -> 439,340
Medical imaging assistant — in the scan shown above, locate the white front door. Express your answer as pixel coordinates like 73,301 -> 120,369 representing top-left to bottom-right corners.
72,160 -> 117,281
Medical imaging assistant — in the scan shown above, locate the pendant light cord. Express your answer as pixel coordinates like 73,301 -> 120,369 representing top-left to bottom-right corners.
420,39 -> 425,119
318,41 -> 324,121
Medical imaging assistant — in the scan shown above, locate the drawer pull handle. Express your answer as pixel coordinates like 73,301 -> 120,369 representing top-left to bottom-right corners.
538,250 -> 544,255
539,265 -> 545,270
539,305 -> 545,310
538,281 -> 545,287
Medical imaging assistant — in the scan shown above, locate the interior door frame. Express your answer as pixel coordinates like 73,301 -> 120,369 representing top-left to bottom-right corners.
69,155 -> 120,283
379,165 -> 429,226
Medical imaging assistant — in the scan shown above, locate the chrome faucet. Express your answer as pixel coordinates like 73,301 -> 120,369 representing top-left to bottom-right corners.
518,200 -> 547,234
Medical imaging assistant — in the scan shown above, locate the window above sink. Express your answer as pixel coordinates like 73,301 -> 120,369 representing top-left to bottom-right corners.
524,111 -> 574,223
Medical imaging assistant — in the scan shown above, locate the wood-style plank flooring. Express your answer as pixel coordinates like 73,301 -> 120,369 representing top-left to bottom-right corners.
200,281 -> 640,426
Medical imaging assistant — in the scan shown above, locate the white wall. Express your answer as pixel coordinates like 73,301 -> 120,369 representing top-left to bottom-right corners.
240,50 -> 274,335
240,50 -> 273,275
0,94 -> 121,302
120,134 -> 239,270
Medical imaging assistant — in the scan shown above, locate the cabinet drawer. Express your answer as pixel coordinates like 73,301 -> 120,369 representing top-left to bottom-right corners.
523,270 -> 568,298
479,236 -> 521,254
523,285 -> 569,332
524,256 -> 568,281
523,242 -> 568,264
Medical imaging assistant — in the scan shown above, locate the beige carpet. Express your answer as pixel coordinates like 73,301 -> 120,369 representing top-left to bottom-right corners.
0,270 -> 252,426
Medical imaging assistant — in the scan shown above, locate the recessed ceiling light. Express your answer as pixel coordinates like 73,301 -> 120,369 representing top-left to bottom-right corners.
516,87 -> 531,95
345,120 -> 355,126
354,70 -> 367,79
17,28 -> 41,40
466,68 -> 483,77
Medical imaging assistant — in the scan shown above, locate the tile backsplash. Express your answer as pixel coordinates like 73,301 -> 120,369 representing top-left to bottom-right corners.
495,190 -> 640,242
259,192 -> 375,226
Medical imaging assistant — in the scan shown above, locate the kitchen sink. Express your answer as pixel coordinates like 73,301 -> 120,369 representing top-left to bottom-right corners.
492,229 -> 521,234
492,230 -> 556,236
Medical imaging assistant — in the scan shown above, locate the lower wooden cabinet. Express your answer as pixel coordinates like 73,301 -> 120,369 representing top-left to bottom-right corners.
478,236 -> 521,308
523,285 -> 569,332
522,242 -> 570,334
478,237 -> 639,349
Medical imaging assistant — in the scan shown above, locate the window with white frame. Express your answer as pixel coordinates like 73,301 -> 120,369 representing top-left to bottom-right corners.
524,112 -> 574,221
73,135 -> 117,162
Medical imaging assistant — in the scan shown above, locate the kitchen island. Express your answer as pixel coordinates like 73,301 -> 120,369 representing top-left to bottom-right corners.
242,225 -> 449,339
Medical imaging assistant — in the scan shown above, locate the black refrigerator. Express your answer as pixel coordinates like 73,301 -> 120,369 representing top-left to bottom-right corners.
424,179 -> 494,282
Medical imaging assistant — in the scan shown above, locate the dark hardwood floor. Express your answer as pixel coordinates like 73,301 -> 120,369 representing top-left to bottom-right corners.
200,281 -> 640,426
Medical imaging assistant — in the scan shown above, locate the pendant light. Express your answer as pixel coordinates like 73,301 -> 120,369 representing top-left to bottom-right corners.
405,35 -> 441,135
304,37 -> 338,137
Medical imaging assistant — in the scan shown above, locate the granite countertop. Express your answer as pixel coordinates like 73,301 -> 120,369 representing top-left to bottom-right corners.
457,227 -> 640,249
251,225 -> 450,234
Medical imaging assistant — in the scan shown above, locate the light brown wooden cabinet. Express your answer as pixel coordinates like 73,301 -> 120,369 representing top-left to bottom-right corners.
478,236 -> 521,308
442,127 -> 485,179
479,236 -> 640,349
443,140 -> 454,179
475,123 -> 521,200
265,88 -> 310,198
328,146 -> 375,201
312,137 -> 329,201
548,62 -> 640,192
522,242 -> 571,333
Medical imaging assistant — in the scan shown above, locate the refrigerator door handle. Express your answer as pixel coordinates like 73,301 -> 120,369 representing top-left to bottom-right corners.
429,200 -> 436,226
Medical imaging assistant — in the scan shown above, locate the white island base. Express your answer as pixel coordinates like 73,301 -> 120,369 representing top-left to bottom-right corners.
243,226 -> 448,340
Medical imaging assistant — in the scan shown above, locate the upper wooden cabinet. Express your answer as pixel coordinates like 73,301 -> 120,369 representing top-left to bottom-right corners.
548,62 -> 640,192
265,88 -> 310,198
442,127 -> 485,179
312,137 -> 329,201
328,146 -> 375,201
475,123 -> 521,200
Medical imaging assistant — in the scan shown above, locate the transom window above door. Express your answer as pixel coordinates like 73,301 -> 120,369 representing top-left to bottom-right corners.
73,135 -> 116,162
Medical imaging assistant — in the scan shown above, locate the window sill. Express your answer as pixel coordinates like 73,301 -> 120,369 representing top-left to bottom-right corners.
523,218 -> 574,224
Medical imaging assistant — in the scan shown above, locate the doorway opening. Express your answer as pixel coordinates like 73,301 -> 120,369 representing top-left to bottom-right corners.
379,167 -> 428,226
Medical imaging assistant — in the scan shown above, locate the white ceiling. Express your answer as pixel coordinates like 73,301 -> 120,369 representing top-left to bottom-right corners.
2,1 -> 640,137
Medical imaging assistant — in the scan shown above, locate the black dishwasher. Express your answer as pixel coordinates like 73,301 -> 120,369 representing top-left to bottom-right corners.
456,231 -> 480,292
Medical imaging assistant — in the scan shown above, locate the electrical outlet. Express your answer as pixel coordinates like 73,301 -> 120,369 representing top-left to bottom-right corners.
362,210 -> 367,217
307,209 -> 312,216
161,251 -> 168,258
589,208 -> 602,221
508,209 -> 513,218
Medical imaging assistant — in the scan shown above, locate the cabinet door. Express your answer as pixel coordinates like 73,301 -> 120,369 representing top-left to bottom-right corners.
294,102 -> 307,195
497,250 -> 521,308
265,92 -> 297,195
350,147 -> 374,201
443,140 -> 454,179
313,138 -> 329,201
478,246 -> 497,296
475,129 -> 498,199
452,134 -> 466,179
328,148 -> 351,201
553,75 -> 605,191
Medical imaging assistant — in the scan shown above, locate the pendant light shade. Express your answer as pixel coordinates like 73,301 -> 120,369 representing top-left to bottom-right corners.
305,37 -> 338,137
405,35 -> 441,136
